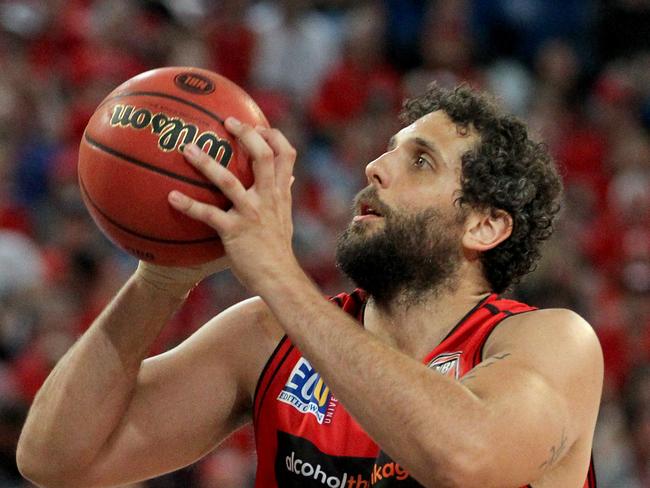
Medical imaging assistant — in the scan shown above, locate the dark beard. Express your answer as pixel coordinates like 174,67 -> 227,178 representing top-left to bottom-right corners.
335,188 -> 464,308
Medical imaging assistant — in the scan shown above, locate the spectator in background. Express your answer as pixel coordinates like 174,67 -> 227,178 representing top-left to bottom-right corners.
623,365 -> 650,486
205,0 -> 256,88
309,2 -> 402,139
0,400 -> 26,488
404,0 -> 480,96
248,0 -> 342,105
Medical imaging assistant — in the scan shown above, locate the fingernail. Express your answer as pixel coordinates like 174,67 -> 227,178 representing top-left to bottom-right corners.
168,191 -> 185,204
183,144 -> 200,157
226,117 -> 241,128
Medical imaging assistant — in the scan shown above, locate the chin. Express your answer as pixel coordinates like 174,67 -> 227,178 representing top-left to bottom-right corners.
347,224 -> 382,243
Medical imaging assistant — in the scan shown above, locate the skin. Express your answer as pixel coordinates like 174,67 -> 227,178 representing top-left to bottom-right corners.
17,111 -> 603,488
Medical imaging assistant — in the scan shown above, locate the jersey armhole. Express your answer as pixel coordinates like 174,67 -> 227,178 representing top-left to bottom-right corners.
252,335 -> 292,425
476,308 -> 538,363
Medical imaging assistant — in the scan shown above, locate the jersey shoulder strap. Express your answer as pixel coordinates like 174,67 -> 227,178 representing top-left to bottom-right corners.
329,288 -> 367,321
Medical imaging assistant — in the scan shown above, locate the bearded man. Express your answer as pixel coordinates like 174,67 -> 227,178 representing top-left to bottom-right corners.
18,84 -> 602,488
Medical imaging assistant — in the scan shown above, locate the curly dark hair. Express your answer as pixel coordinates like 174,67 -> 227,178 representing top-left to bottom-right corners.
401,83 -> 563,293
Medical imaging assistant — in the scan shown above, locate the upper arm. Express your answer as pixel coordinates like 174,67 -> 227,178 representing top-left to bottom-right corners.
82,297 -> 281,486
459,309 -> 603,487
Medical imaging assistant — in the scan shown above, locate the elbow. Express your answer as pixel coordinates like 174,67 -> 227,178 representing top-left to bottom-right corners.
422,454 -> 482,488
16,441 -> 87,488
17,448 -> 56,488
417,436 -> 492,488
16,444 -> 49,488
16,437 -> 41,485
18,467 -> 84,488
445,454 -> 489,488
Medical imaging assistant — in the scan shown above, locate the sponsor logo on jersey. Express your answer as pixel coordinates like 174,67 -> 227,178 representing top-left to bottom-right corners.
426,352 -> 462,380
285,450 -> 350,487
278,357 -> 337,424
276,432 -> 416,487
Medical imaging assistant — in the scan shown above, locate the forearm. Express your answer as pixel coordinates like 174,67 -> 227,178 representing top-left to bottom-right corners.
17,273 -> 189,480
259,270 -> 486,486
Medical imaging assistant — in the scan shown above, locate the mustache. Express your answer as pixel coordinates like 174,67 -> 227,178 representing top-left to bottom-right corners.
353,186 -> 393,218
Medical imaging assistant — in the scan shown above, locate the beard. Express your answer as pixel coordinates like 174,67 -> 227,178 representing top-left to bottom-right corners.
335,187 -> 465,308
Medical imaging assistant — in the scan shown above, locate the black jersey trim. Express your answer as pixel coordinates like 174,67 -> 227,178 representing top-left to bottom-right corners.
485,302 -> 514,317
253,335 -> 293,426
477,308 -> 537,363
588,454 -> 597,487
438,293 -> 495,346
350,289 -> 367,322
253,335 -> 288,405
359,299 -> 367,323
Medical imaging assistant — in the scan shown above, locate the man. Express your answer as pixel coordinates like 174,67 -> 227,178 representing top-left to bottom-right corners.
17,84 -> 602,487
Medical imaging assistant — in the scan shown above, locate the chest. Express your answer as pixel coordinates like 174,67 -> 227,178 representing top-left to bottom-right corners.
257,343 -> 481,456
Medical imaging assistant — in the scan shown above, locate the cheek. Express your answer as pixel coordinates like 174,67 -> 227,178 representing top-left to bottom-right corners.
395,185 -> 459,214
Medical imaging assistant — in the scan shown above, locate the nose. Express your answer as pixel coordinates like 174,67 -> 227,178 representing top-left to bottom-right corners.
365,152 -> 392,188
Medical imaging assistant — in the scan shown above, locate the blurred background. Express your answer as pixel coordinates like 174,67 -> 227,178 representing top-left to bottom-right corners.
0,0 -> 648,486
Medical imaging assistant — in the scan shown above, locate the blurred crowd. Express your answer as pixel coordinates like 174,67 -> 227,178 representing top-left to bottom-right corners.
0,0 -> 648,486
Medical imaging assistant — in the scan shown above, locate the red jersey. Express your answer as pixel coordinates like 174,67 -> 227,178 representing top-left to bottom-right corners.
252,290 -> 596,487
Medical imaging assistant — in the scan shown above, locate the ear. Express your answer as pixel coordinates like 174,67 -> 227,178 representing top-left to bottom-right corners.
462,209 -> 513,252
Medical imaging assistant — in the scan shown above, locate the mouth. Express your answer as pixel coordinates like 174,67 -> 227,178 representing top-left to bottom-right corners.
353,202 -> 384,222
360,203 -> 382,217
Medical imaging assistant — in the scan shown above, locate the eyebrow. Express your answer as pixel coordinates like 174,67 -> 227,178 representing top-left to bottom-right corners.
413,137 -> 442,161
387,135 -> 446,167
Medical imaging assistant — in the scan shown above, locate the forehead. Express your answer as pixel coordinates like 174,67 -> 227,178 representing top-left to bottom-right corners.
395,110 -> 478,170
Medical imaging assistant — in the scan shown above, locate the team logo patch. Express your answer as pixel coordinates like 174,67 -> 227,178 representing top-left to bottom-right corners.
427,352 -> 462,379
278,358 -> 337,424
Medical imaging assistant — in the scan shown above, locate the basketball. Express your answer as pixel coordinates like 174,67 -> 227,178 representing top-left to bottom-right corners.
78,66 -> 268,266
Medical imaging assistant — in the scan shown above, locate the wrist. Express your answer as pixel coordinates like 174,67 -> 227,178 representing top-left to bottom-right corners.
133,262 -> 198,300
252,257 -> 310,299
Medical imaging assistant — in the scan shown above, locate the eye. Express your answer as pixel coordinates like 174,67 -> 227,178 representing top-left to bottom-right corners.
413,155 -> 433,169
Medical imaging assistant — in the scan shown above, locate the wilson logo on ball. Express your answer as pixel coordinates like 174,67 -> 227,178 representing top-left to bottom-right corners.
109,104 -> 232,166
174,72 -> 215,94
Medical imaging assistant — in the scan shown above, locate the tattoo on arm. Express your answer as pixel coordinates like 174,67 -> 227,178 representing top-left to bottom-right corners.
539,429 -> 569,471
460,352 -> 512,383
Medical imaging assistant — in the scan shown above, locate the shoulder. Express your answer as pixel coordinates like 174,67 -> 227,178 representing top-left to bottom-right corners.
485,308 -> 602,360
484,307 -> 603,404
481,308 -> 603,439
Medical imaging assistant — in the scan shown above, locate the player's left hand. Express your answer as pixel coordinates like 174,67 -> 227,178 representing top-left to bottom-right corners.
167,117 -> 299,295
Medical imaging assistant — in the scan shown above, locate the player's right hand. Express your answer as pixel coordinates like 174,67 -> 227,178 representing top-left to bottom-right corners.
134,256 -> 231,298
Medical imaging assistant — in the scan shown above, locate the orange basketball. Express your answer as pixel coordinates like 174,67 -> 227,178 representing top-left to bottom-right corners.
78,67 -> 268,265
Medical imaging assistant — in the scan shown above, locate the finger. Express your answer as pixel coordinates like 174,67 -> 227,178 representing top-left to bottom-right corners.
224,117 -> 275,194
256,127 -> 296,190
183,144 -> 254,214
168,190 -> 230,234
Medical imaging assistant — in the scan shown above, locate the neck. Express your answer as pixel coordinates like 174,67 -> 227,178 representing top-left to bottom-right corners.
363,278 -> 492,360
